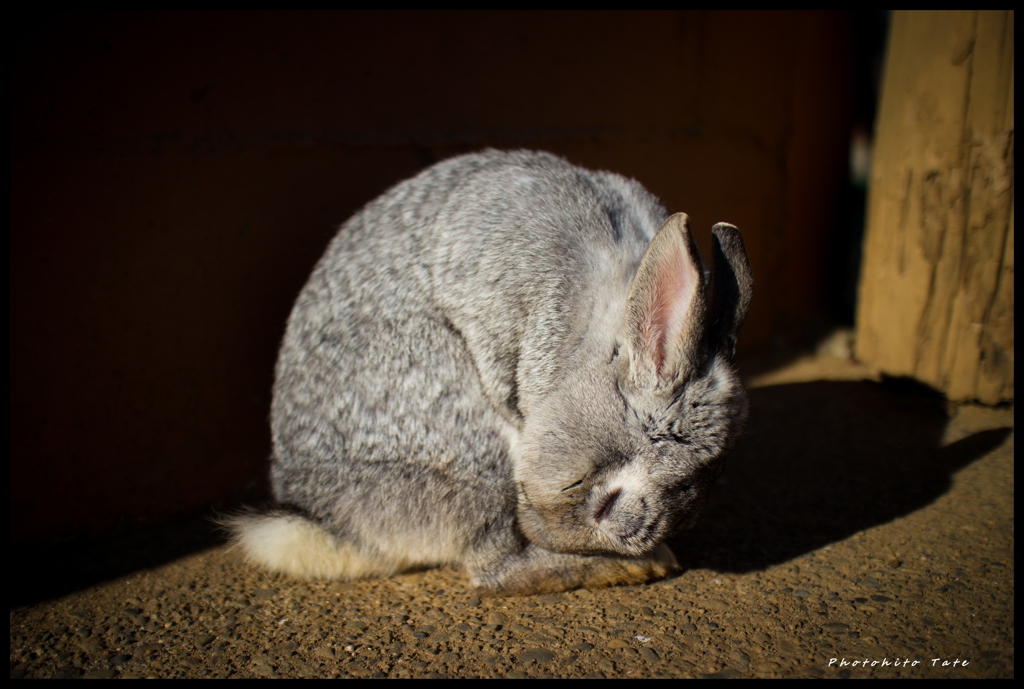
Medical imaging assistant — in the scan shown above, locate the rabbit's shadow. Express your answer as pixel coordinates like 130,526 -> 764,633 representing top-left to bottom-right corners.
668,378 -> 1011,573
12,378 -> 1009,609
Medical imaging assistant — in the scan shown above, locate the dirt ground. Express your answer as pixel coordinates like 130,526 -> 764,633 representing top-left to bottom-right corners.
9,344 -> 1015,678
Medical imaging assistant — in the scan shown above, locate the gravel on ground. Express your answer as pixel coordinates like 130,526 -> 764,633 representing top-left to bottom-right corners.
9,347 -> 1014,678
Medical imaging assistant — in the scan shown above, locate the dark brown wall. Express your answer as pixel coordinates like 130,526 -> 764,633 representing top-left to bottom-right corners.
11,11 -> 855,543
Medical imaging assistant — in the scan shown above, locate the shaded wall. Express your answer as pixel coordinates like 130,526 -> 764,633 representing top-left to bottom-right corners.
11,11 -> 855,543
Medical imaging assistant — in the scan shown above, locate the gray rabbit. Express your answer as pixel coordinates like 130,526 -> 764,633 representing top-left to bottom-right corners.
229,150 -> 752,594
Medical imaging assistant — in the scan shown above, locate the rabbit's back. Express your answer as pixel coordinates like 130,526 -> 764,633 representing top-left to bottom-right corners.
269,150 -> 669,568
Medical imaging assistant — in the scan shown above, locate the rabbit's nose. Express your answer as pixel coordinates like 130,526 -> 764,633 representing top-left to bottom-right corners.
594,488 -> 621,523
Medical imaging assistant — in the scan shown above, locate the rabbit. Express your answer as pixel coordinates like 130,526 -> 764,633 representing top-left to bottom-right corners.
228,149 -> 753,594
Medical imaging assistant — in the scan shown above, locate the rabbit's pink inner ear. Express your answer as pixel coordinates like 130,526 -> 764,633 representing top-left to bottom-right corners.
642,245 -> 698,374
627,213 -> 702,382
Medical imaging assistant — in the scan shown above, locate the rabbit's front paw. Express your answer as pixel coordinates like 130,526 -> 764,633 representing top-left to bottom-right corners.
581,543 -> 680,589
470,542 -> 679,595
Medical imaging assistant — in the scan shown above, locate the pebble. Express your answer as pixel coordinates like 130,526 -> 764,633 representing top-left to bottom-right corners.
729,650 -> 750,665
639,648 -> 660,663
518,648 -> 556,665
135,644 -> 163,658
122,609 -> 145,625
252,658 -> 276,677
485,612 -> 507,626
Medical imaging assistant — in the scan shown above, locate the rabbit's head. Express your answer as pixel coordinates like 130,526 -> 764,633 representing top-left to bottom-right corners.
515,214 -> 752,558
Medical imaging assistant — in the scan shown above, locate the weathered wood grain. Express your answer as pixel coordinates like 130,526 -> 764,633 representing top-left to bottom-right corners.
856,11 -> 1014,403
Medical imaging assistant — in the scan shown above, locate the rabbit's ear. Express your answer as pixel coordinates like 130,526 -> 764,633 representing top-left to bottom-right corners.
707,223 -> 753,359
625,213 -> 707,389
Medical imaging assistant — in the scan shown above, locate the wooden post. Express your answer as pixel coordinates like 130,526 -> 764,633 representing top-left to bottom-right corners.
855,11 -> 1014,404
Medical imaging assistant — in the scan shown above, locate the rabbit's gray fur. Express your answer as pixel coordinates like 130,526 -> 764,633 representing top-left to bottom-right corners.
230,150 -> 752,593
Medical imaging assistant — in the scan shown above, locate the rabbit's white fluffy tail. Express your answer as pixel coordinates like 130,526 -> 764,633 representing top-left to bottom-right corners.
224,512 -> 398,580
